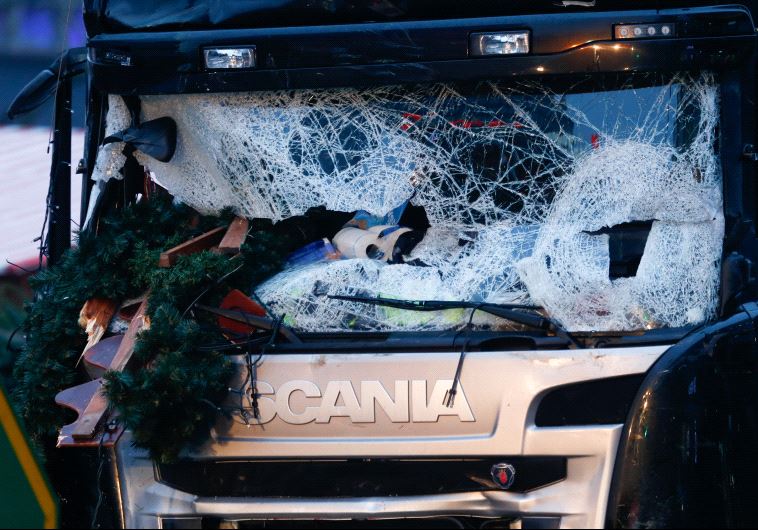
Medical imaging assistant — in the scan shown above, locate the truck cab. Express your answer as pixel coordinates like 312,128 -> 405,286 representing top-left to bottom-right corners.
10,1 -> 758,528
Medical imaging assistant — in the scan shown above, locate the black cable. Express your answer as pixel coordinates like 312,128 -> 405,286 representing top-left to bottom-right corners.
37,160 -> 54,268
444,304 -> 482,408
5,325 -> 23,355
4,260 -> 36,273
217,308 -> 281,424
90,436 -> 106,529
249,316 -> 283,420
195,334 -> 272,352
242,310 -> 264,420
181,262 -> 245,319
247,347 -> 259,420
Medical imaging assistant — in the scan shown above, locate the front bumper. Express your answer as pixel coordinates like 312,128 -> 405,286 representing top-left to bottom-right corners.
115,424 -> 623,528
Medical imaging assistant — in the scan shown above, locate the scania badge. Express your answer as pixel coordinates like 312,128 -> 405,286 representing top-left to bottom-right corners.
491,463 -> 516,490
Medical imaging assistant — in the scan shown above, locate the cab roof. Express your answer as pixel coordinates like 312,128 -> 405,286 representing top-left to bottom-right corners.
83,0 -> 758,36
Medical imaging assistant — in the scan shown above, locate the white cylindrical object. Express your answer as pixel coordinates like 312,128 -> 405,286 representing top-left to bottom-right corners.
333,227 -> 382,259
333,225 -> 413,261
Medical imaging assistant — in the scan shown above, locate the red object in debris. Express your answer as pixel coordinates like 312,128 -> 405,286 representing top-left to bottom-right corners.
400,112 -> 423,131
591,133 -> 601,149
218,289 -> 267,336
450,119 -> 485,128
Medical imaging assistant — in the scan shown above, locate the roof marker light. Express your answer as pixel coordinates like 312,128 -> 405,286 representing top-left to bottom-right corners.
203,47 -> 257,69
88,48 -> 132,66
615,23 -> 676,40
470,31 -> 530,56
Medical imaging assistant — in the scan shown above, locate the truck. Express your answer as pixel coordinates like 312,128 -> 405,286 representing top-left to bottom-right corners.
8,0 -> 758,528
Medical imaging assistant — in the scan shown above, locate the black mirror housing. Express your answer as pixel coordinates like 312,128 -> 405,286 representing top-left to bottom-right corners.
6,48 -> 86,120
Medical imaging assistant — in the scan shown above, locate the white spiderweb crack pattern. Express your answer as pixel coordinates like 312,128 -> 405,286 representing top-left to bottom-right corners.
97,72 -> 722,332
90,96 -> 131,184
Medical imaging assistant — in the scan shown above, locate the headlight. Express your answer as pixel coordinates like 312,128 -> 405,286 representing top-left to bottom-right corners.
203,47 -> 257,69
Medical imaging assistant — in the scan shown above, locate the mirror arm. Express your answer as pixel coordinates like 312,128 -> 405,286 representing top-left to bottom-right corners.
47,67 -> 74,266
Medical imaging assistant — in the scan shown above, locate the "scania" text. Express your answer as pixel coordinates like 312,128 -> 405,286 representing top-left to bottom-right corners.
251,380 -> 475,425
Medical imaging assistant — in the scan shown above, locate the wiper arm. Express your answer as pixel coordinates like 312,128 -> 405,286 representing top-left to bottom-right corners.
328,294 -> 578,348
330,295 -> 544,327
196,304 -> 302,344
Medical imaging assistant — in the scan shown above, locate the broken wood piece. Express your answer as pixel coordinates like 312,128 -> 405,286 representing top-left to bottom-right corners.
56,379 -> 124,448
77,298 -> 118,365
56,380 -> 101,423
82,334 -> 124,380
111,298 -> 150,373
118,295 -> 147,321
158,225 -> 226,267
216,216 -> 249,255
56,299 -> 148,446
71,382 -> 108,440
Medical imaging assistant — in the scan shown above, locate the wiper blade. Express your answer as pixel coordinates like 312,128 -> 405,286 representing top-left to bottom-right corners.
329,295 -> 539,311
196,304 -> 301,344
329,294 -> 544,327
328,294 -> 578,348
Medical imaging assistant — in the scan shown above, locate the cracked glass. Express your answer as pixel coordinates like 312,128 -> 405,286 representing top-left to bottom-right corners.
94,73 -> 723,332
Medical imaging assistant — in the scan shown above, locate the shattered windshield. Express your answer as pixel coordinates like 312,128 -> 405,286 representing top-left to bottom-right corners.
94,73 -> 722,333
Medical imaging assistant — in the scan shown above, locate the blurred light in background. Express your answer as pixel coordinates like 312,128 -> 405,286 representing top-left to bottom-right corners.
0,0 -> 87,127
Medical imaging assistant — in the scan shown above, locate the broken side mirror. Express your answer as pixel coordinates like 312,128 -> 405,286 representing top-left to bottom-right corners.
103,117 -> 178,163
6,48 -> 86,120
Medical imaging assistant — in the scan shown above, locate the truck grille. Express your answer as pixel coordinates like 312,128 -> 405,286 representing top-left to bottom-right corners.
156,457 -> 566,498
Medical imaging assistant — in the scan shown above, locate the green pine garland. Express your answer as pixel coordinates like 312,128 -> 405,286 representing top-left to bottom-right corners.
14,194 -> 289,462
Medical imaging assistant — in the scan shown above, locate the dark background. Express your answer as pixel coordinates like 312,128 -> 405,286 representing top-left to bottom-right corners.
0,0 -> 86,128
1,6 -> 118,529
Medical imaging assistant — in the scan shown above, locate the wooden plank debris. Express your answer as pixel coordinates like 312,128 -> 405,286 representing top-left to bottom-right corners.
216,216 -> 249,255
55,380 -> 124,448
82,335 -> 124,380
56,218 -> 255,446
118,295 -> 147,321
55,298 -> 150,447
70,382 -> 109,441
158,225 -> 226,267
111,298 -> 149,373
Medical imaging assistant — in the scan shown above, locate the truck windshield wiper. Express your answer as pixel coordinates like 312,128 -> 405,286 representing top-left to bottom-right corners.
328,294 -> 578,348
